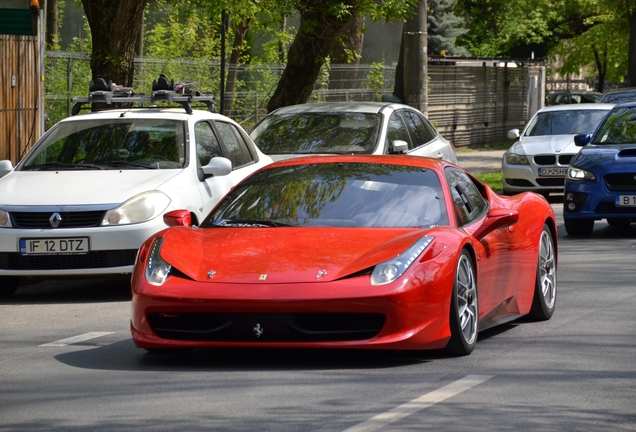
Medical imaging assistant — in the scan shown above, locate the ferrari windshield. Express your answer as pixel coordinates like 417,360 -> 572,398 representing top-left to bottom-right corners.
251,112 -> 381,154
202,162 -> 448,228
21,119 -> 185,171
593,106 -> 636,144
525,109 -> 609,136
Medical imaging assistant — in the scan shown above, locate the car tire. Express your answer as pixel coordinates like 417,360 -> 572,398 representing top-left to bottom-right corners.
0,276 -> 20,297
564,218 -> 594,236
446,250 -> 478,356
607,218 -> 631,227
528,225 -> 557,321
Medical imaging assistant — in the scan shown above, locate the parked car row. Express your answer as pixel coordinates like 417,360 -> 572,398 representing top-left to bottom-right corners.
0,80 -> 457,298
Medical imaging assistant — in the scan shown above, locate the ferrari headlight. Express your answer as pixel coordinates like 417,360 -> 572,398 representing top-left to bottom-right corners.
505,153 -> 529,165
102,191 -> 171,226
370,236 -> 434,286
145,237 -> 172,286
567,166 -> 596,181
0,209 -> 11,228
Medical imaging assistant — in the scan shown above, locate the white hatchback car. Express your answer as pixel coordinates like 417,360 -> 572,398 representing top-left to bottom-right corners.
250,102 -> 457,163
0,91 -> 272,296
502,103 -> 614,197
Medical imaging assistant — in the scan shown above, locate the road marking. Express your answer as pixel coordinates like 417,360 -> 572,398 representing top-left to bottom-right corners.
40,332 -> 115,347
343,375 -> 494,432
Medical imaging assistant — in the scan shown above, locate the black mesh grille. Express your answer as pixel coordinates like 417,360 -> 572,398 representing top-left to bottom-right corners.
595,202 -> 636,214
558,154 -> 574,165
10,211 -> 106,228
147,312 -> 386,342
604,173 -> 636,191
533,155 -> 556,165
0,249 -> 137,270
536,178 -> 565,187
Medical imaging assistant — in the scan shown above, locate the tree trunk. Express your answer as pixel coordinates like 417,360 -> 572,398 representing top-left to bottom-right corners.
329,14 -> 365,91
592,47 -> 606,93
45,0 -> 59,50
266,5 -> 359,112
81,0 -> 147,88
225,17 -> 250,117
628,10 -> 636,86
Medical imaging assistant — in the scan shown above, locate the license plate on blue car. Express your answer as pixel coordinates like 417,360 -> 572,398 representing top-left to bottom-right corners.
616,195 -> 636,207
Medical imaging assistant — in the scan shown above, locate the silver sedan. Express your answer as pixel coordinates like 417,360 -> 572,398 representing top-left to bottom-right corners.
250,102 -> 457,164
502,103 -> 614,197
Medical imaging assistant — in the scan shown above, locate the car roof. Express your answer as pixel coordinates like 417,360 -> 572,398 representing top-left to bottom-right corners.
269,102 -> 419,115
535,103 -> 615,113
59,107 -> 231,123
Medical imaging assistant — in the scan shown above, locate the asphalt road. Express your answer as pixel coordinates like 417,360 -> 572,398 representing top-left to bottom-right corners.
1,204 -> 635,431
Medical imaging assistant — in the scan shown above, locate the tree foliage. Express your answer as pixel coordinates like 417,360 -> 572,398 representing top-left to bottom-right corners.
427,0 -> 468,56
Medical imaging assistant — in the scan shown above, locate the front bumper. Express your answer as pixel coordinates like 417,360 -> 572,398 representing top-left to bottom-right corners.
564,179 -> 636,220
0,219 -> 166,276
502,159 -> 570,195
130,273 -> 453,351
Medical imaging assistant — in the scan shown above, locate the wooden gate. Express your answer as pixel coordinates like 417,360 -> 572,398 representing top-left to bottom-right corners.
0,13 -> 43,165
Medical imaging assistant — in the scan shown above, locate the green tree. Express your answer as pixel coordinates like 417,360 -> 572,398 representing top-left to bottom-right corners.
267,0 -> 417,112
428,0 -> 468,56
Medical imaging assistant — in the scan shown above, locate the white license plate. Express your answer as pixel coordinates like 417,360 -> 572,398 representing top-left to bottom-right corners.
539,167 -> 567,177
616,195 -> 636,207
19,237 -> 90,255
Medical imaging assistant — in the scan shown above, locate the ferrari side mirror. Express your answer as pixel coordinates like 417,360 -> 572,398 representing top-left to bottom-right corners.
473,208 -> 519,240
163,209 -> 192,227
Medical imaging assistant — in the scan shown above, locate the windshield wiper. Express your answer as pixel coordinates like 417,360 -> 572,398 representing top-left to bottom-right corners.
213,219 -> 291,227
101,161 -> 157,169
22,162 -> 105,171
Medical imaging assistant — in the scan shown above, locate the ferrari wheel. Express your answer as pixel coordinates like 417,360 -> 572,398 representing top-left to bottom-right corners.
446,250 -> 478,356
564,218 -> 594,236
529,225 -> 556,320
0,276 -> 19,297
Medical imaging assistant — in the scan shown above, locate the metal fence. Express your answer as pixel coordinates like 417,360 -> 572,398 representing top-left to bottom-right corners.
44,52 -> 542,149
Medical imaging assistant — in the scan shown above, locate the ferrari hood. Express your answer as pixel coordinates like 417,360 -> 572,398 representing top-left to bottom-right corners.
0,170 -> 181,207
159,227 -> 432,283
512,135 -> 580,156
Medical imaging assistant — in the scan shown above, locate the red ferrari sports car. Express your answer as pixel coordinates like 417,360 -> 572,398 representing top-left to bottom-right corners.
131,155 -> 557,355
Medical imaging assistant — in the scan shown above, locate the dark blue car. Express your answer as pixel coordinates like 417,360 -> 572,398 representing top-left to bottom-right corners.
564,103 -> 636,235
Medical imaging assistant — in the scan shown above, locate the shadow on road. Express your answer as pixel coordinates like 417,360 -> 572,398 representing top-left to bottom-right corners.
1,274 -> 131,305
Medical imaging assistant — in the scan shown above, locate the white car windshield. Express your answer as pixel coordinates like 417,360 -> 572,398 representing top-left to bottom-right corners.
525,110 -> 609,136
21,119 -> 185,171
251,112 -> 381,154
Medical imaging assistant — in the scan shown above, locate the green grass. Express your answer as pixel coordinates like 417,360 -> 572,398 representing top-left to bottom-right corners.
456,142 -> 511,153
474,171 -> 503,193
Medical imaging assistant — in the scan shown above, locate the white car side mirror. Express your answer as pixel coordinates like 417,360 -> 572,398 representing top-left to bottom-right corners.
202,157 -> 232,177
0,160 -> 14,178
508,129 -> 520,140
391,140 -> 409,153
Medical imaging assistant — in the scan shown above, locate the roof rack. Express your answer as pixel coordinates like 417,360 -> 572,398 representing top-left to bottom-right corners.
71,75 -> 216,116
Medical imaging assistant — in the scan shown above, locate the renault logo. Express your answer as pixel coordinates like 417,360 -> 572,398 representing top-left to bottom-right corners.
49,212 -> 62,228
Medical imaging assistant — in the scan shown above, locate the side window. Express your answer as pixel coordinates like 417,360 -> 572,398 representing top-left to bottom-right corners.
445,168 -> 488,226
403,111 -> 436,147
386,112 -> 413,150
195,121 -> 223,166
215,121 -> 251,169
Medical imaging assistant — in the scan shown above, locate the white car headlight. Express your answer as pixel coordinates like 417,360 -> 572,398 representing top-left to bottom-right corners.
370,237 -> 434,286
145,237 -> 172,286
102,191 -> 171,226
567,166 -> 596,181
0,209 -> 11,228
505,153 -> 529,165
